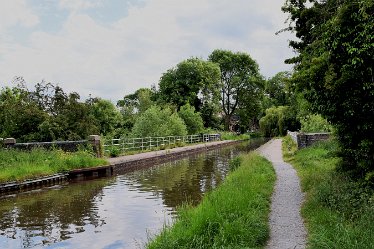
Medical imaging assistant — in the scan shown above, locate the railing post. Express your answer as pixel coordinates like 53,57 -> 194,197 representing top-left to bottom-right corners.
88,135 -> 102,157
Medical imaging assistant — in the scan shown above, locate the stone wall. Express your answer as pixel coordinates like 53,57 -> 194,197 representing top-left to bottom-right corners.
287,131 -> 330,149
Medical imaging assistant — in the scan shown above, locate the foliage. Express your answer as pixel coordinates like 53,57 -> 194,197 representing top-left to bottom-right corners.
147,152 -> 275,249
300,114 -> 333,133
259,106 -> 300,137
116,88 -> 157,134
131,106 -> 187,137
118,88 -> 155,114
0,148 -> 108,183
158,58 -> 221,126
208,49 -> 263,130
0,85 -> 48,141
282,138 -> 374,248
177,104 -> 204,135
282,0 -> 374,176
0,80 -> 105,142
89,98 -> 122,136
236,78 -> 264,133
282,135 -> 298,161
219,131 -> 250,141
264,71 -> 291,107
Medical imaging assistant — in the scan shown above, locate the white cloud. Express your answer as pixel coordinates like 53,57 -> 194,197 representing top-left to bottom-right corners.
0,0 -> 295,101
58,0 -> 101,12
0,0 -> 39,31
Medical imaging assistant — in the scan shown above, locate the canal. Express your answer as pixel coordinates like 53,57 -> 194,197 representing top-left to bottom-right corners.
0,139 -> 266,249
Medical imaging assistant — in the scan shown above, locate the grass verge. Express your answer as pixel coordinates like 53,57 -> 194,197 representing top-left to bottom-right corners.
220,131 -> 252,141
0,148 -> 108,183
147,152 -> 275,249
282,136 -> 374,249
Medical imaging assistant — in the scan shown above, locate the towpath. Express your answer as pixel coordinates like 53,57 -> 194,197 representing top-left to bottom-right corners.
257,139 -> 307,249
108,140 -> 236,165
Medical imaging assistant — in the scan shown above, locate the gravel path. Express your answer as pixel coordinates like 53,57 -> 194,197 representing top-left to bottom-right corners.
257,139 -> 307,249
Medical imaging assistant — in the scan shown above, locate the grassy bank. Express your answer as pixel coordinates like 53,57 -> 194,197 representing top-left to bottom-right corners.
282,136 -> 374,248
0,148 -> 108,183
147,152 -> 275,249
220,131 -> 254,141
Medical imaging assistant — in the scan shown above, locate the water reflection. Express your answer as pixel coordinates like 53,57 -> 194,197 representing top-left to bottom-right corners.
0,139 -> 266,249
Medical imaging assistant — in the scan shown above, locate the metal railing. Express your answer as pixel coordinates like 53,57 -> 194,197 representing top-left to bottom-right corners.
104,134 -> 221,154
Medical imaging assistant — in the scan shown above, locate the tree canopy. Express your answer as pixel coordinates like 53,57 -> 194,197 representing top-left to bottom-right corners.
282,0 -> 374,176
208,49 -> 262,130
158,58 -> 221,119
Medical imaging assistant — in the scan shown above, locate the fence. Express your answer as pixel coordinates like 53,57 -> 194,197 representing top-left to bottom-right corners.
104,134 -> 221,154
0,135 -> 102,157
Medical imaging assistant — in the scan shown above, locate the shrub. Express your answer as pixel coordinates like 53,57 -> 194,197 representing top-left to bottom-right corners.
178,104 -> 204,135
300,114 -> 333,133
132,106 -> 187,137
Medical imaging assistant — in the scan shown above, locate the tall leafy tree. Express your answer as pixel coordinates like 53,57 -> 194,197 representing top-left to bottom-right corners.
208,49 -> 262,130
264,71 -> 291,107
282,0 -> 374,176
158,58 -> 221,126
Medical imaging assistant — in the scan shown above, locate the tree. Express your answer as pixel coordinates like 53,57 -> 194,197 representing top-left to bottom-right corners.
265,72 -> 291,107
131,106 -> 187,137
0,79 -> 101,141
158,58 -> 221,126
89,98 -> 122,136
117,88 -> 156,133
208,49 -> 262,130
0,86 -> 47,142
282,0 -> 374,176
118,88 -> 155,114
178,104 -> 204,135
259,106 -> 299,137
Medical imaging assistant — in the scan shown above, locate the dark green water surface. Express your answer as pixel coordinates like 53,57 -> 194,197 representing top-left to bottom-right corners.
0,139 -> 266,249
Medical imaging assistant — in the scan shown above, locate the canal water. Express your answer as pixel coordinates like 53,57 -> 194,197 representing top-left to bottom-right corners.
0,139 -> 266,249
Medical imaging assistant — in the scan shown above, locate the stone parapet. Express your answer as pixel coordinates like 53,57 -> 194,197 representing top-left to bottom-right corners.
287,131 -> 330,149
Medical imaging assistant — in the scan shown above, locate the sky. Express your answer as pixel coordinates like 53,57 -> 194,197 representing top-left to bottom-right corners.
0,0 -> 295,101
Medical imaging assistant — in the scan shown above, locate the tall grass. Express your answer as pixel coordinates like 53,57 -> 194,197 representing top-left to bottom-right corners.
282,136 -> 374,249
0,148 -> 108,183
220,131 -> 252,140
147,152 -> 275,249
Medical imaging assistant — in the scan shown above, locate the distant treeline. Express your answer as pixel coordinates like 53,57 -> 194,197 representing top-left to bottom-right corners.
1,50 -> 304,143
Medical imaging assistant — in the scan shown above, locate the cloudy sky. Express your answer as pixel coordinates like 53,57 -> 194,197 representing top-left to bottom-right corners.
0,0 -> 295,101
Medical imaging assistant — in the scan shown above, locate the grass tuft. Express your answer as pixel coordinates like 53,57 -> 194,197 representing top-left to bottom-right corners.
147,152 -> 275,249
